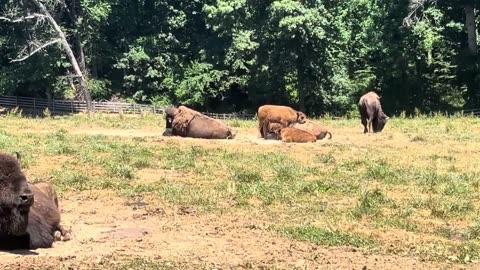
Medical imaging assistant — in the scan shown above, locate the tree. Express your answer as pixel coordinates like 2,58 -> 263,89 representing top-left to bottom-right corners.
0,0 -> 92,110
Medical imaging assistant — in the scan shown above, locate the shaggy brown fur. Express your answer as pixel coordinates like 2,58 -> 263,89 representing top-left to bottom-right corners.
291,120 -> 332,140
0,153 -> 70,250
169,106 -> 235,139
279,127 -> 317,143
171,109 -> 194,137
257,105 -> 307,138
264,122 -> 283,140
30,182 -> 71,243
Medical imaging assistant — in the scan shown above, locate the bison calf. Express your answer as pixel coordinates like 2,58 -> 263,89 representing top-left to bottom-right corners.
0,153 -> 70,250
257,105 -> 307,138
279,127 -> 317,143
291,121 -> 332,140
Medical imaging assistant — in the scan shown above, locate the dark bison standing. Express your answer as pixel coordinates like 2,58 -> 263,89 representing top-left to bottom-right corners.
165,106 -> 235,139
0,153 -> 69,250
358,91 -> 389,133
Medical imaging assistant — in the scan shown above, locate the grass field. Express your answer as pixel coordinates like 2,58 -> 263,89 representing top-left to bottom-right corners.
1,110 -> 480,269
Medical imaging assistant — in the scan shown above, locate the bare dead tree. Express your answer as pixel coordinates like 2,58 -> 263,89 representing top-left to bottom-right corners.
0,0 -> 93,111
403,0 -> 431,27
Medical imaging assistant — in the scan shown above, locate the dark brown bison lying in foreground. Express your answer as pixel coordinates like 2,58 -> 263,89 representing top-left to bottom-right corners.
358,91 -> 389,133
165,106 -> 235,139
291,120 -> 332,140
257,105 -> 307,138
0,153 -> 70,250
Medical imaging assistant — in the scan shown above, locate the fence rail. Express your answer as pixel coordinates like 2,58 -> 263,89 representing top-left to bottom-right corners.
0,95 -> 256,120
2,95 -> 478,120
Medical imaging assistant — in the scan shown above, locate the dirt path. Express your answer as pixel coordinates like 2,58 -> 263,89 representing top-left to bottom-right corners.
0,191 -> 473,269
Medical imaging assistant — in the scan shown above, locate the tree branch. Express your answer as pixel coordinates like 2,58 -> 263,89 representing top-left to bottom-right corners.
0,13 -> 46,23
11,38 -> 61,62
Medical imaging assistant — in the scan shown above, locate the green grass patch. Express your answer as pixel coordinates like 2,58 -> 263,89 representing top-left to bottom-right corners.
277,226 -> 375,248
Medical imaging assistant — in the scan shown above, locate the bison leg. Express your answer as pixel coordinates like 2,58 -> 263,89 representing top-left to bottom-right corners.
54,225 -> 72,242
258,120 -> 264,138
361,117 -> 368,133
367,119 -> 372,133
261,120 -> 271,140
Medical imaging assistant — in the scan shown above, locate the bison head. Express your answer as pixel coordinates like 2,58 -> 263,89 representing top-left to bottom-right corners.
0,153 -> 33,236
296,112 -> 307,124
267,123 -> 283,140
373,113 -> 389,133
165,107 -> 179,129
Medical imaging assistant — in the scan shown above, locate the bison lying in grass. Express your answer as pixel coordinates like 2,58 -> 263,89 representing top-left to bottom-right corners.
291,120 -> 332,140
264,120 -> 332,143
264,123 -> 317,143
279,127 -> 317,143
0,153 -> 70,250
164,106 -> 235,139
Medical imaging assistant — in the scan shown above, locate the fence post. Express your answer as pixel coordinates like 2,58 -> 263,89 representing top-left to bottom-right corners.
52,98 -> 55,113
133,103 -> 136,114
16,96 -> 18,107
71,100 -> 74,113
153,104 -> 156,114
33,98 -> 36,110
92,101 -> 96,112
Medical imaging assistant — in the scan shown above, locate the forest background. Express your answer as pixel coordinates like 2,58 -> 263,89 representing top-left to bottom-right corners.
1,0 -> 480,116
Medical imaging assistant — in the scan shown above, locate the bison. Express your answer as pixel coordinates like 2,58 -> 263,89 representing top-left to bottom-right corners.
165,107 -> 178,129
263,122 -> 283,140
165,106 -> 235,139
358,91 -> 389,133
291,120 -> 332,140
0,153 -> 70,250
278,127 -> 317,143
257,105 -> 307,138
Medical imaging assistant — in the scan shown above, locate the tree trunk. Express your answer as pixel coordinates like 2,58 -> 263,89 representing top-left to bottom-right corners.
69,0 -> 89,103
297,65 -> 306,112
29,0 -> 92,111
70,0 -> 86,72
296,37 -> 306,112
464,4 -> 478,55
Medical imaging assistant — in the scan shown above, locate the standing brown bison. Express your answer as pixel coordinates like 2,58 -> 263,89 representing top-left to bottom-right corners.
0,153 -> 69,250
165,106 -> 235,139
257,105 -> 307,138
291,120 -> 332,140
358,91 -> 389,133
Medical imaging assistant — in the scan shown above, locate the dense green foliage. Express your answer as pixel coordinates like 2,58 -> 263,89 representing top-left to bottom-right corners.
1,0 -> 480,115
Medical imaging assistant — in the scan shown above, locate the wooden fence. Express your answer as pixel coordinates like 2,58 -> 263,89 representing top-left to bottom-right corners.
3,95 -> 478,120
0,95 -> 256,119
